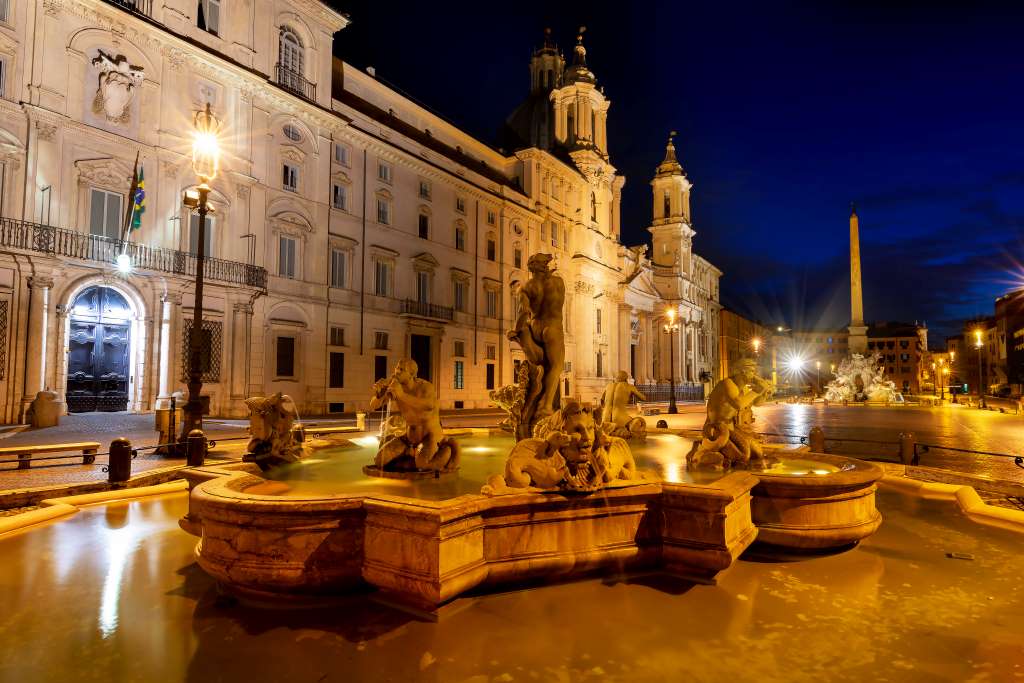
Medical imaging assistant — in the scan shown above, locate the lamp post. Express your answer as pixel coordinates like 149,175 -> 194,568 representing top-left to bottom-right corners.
974,328 -> 986,409
179,103 -> 221,443
815,360 -> 821,396
664,308 -> 679,414
941,366 -> 949,401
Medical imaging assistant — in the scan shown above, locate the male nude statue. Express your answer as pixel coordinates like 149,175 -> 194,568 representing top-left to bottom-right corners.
369,358 -> 455,471
599,371 -> 647,439
687,358 -> 773,469
507,253 -> 565,425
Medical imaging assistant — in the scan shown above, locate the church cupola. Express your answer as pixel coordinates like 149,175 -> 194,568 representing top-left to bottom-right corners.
650,131 -> 691,225
647,131 -> 695,274
563,26 -> 596,85
529,28 -> 564,93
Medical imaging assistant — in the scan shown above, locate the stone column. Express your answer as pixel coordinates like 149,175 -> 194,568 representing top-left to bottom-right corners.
21,275 -> 53,416
230,301 -> 253,406
158,291 -> 182,404
618,304 -> 631,377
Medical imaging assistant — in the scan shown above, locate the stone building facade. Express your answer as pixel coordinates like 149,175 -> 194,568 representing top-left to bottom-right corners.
0,4 -> 719,421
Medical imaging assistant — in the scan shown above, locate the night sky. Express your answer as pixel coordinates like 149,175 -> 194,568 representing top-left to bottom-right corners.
329,1 -> 1024,343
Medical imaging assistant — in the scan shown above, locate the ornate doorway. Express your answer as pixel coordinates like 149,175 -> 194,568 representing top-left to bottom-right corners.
66,286 -> 132,412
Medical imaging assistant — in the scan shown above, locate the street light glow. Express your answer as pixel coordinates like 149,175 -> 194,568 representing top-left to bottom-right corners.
751,337 -> 761,354
191,103 -> 221,183
115,253 -> 132,274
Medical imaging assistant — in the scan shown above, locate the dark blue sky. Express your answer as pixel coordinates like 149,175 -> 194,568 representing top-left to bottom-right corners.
330,1 -> 1024,342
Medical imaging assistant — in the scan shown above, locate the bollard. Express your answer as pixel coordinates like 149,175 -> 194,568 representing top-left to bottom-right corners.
187,429 -> 207,467
108,437 -> 132,483
898,432 -> 915,466
356,412 -> 367,431
656,419 -> 668,429
808,426 -> 825,453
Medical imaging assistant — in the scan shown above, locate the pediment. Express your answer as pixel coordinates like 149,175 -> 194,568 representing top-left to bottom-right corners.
75,157 -> 133,190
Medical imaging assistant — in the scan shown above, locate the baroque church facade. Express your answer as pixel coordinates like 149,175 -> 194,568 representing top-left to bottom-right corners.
0,0 -> 720,421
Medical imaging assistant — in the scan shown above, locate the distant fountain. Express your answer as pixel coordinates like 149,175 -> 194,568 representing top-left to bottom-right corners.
824,353 -> 898,402
242,393 -> 303,471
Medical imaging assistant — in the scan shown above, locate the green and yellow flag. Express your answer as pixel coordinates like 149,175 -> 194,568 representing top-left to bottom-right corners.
130,166 -> 146,231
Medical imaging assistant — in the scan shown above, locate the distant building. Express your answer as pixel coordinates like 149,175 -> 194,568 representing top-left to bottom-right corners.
995,289 -> 1024,395
718,309 -> 772,382
866,322 -> 927,394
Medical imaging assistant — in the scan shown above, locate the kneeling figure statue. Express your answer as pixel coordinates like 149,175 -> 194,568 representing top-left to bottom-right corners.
686,358 -> 774,470
368,359 -> 459,474
598,371 -> 647,441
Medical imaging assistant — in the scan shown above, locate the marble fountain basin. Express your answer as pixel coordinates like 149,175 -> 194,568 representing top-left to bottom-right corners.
179,432 -> 883,608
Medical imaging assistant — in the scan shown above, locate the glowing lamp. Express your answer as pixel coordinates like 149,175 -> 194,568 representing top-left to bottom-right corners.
191,103 -> 221,184
115,253 -> 132,274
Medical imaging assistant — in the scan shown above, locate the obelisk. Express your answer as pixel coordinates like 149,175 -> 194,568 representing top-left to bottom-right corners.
847,203 -> 868,353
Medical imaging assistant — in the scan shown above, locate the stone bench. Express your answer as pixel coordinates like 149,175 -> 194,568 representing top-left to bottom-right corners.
0,442 -> 102,469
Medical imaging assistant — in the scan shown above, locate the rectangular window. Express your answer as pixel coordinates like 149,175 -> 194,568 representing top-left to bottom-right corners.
486,363 -> 495,390
373,331 -> 389,350
331,249 -> 348,288
373,260 -> 392,296
455,226 -> 466,251
276,336 -> 295,377
596,351 -> 603,378
453,280 -> 467,312
551,223 -> 559,247
514,248 -> 522,269
454,340 -> 466,357
0,58 -> 6,98
486,238 -> 496,261
278,235 -> 297,278
282,163 -> 298,192
376,198 -> 390,225
332,183 -> 347,210
329,326 -> 345,347
416,271 -> 430,304
374,354 -> 388,381
334,143 -> 350,166
198,0 -> 220,35
485,344 -> 496,361
89,189 -> 122,239
456,197 -> 466,213
418,213 -> 429,239
595,308 -> 602,334
188,213 -> 214,257
453,360 -> 464,390
377,161 -> 392,183
541,222 -> 547,241
485,289 -> 497,318
329,352 -> 345,388
486,209 -> 496,225
419,180 -> 431,199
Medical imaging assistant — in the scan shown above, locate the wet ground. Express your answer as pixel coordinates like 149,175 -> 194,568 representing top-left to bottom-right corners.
1,490 -> 1021,682
656,403 -> 1024,482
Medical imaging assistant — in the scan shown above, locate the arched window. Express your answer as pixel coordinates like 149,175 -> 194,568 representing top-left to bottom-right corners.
663,191 -> 671,218
591,192 -> 597,222
279,28 -> 304,87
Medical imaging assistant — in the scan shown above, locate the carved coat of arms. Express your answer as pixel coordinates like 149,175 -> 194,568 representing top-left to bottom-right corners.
91,51 -> 145,124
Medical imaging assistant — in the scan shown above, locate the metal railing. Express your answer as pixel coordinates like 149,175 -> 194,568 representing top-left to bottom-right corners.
275,64 -> 316,102
0,218 -> 267,290
632,383 -> 705,403
400,299 -> 454,321
101,0 -> 154,19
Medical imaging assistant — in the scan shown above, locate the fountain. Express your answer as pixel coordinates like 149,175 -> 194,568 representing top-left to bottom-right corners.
824,352 -> 899,402
178,257 -> 881,606
241,393 -> 303,471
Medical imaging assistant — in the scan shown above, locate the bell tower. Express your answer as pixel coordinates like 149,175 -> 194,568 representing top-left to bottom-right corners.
529,28 -> 564,94
648,132 -> 694,284
550,27 -> 610,159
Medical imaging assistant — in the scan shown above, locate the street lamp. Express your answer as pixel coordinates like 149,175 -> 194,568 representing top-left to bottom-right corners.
664,308 -> 680,414
180,103 -> 221,444
974,328 -> 986,409
815,360 -> 821,395
941,366 -> 949,401
751,337 -> 761,355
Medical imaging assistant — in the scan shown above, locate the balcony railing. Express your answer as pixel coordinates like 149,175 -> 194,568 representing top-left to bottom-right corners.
400,299 -> 454,321
631,383 -> 705,404
275,64 -> 316,102
101,0 -> 154,20
0,218 -> 267,290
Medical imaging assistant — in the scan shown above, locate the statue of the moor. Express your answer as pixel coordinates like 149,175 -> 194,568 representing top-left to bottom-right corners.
243,392 -> 303,471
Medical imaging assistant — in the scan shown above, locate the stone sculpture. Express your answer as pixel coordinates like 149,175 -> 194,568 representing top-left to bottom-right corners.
504,253 -> 565,440
824,353 -> 899,402
367,359 -> 459,473
91,51 -> 144,124
483,400 -> 638,494
243,392 -> 303,471
489,362 -> 529,435
26,391 -> 61,428
598,371 -> 647,441
686,358 -> 774,470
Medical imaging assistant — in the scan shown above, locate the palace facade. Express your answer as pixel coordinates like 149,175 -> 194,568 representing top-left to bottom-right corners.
0,0 -> 720,420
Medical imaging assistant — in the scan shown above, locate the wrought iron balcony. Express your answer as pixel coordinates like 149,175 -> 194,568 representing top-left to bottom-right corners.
275,64 -> 316,102
0,218 -> 267,290
400,299 -> 454,321
101,0 -> 154,20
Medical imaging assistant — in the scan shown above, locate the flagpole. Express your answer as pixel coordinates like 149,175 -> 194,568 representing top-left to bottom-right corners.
120,151 -> 140,250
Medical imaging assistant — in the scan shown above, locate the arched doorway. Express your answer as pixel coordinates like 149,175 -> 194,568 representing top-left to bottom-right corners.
66,286 -> 132,412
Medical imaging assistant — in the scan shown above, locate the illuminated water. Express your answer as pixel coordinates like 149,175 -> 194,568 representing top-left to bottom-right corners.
261,433 -> 843,500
